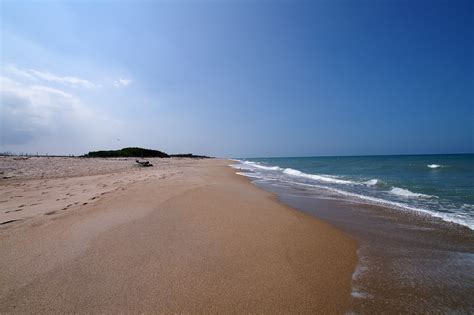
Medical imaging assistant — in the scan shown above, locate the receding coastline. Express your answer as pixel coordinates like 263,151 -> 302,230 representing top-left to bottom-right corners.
0,156 -> 357,313
236,162 -> 474,313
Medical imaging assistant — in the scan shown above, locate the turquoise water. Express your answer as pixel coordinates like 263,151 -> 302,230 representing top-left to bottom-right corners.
234,154 -> 474,229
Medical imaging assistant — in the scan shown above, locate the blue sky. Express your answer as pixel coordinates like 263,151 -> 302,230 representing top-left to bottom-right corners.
1,0 -> 473,157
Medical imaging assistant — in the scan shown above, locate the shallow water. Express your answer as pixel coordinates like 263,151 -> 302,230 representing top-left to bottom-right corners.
237,154 -> 474,229
231,156 -> 474,313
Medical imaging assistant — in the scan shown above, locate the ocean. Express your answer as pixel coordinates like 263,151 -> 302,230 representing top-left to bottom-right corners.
234,154 -> 474,229
231,154 -> 474,313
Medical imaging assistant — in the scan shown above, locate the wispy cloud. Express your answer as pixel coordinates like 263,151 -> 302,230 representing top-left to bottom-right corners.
0,76 -> 120,153
114,77 -> 132,87
5,65 -> 97,88
4,65 -> 37,80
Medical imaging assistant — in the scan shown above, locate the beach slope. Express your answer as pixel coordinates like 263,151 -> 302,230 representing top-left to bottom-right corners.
0,158 -> 356,313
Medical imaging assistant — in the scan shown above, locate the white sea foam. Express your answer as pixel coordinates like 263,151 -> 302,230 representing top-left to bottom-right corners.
242,161 -> 282,171
427,164 -> 442,169
229,161 -> 473,230
239,161 -> 354,184
352,248 -> 368,282
229,164 -> 251,171
364,179 -> 379,186
462,203 -> 474,210
351,290 -> 371,299
389,187 -> 433,198
283,168 -> 354,184
236,172 -> 263,179
273,179 -> 473,230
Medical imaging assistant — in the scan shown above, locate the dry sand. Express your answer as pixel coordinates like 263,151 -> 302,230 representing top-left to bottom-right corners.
0,157 -> 357,313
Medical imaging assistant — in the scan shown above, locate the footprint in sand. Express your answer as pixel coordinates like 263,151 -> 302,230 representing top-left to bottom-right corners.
62,204 -> 73,210
5,209 -> 23,213
0,219 -> 20,225
44,211 -> 57,215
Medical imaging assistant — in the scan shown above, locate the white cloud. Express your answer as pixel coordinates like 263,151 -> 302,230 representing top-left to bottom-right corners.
4,65 -> 97,88
4,65 -> 37,80
114,77 -> 132,87
29,69 -> 96,88
0,76 -> 121,154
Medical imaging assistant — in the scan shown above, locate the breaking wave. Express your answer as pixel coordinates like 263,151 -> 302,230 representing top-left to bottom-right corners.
242,161 -> 282,171
364,179 -> 380,186
283,168 -> 354,185
389,187 -> 434,198
230,159 -> 472,230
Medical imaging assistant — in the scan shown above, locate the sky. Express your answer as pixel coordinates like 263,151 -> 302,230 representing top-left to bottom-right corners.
0,0 -> 473,158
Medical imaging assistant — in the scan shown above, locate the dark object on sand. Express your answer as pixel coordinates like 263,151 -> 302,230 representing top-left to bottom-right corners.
135,160 -> 153,167
13,157 -> 29,161
85,147 -> 169,158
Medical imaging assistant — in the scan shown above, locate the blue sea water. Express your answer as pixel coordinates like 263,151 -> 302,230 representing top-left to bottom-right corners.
233,154 -> 474,229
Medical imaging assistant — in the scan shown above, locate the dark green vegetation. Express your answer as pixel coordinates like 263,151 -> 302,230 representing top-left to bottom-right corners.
85,147 -> 169,158
170,154 -> 210,159
84,147 -> 211,158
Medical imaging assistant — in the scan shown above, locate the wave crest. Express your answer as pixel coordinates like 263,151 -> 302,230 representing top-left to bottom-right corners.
283,168 -> 354,184
243,161 -> 282,171
364,179 -> 379,186
389,187 -> 433,198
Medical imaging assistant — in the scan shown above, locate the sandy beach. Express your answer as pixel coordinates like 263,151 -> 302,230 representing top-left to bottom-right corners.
0,157 -> 357,313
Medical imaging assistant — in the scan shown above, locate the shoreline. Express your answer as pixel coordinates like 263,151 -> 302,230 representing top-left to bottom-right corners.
233,158 -> 474,231
242,168 -> 474,313
0,157 -> 357,313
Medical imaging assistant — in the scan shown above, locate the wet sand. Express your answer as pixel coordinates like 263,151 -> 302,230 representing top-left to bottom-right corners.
256,180 -> 474,313
0,157 -> 357,313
